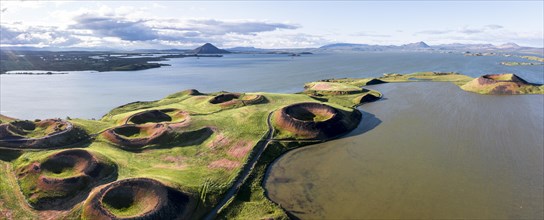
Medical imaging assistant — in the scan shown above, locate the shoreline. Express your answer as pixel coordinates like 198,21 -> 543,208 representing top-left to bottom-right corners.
1,72 -> 543,219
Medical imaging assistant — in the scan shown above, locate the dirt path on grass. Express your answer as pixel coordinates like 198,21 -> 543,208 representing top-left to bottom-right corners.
203,111 -> 275,220
2,164 -> 37,218
203,107 -> 364,219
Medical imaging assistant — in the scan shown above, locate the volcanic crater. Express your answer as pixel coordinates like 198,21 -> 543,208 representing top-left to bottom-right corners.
273,102 -> 362,139
208,93 -> 266,107
0,119 -> 89,149
126,109 -> 189,125
83,178 -> 194,219
461,73 -> 542,95
15,149 -> 117,210
102,123 -> 170,150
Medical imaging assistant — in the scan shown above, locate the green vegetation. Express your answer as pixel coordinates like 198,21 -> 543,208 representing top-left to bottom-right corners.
0,86 -> 364,219
520,55 -> 544,62
0,161 -> 37,219
103,201 -> 147,218
499,55 -> 544,66
379,71 -> 473,86
98,181 -> 164,218
13,149 -> 117,209
16,121 -> 65,139
316,72 -> 473,87
110,63 -> 165,71
0,71 -> 541,219
217,142 -> 295,219
0,115 -> 16,124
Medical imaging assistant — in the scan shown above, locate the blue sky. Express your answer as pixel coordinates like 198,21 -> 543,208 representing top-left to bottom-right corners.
1,1 -> 543,49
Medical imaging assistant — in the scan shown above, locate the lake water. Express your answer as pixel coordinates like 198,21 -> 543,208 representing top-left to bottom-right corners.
2,52 -> 543,218
1,52 -> 543,119
265,82 -> 544,219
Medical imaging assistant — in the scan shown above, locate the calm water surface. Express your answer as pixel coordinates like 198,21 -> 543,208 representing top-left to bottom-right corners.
2,51 -> 543,218
1,53 -> 543,119
265,82 -> 544,219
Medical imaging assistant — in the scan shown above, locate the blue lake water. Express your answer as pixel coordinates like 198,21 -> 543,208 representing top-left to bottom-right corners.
1,52 -> 543,119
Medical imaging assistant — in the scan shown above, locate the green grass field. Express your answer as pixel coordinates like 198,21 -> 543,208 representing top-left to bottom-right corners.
0,88 -> 362,219
0,71 -> 541,219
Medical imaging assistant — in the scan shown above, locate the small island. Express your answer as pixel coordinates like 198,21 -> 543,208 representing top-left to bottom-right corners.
0,72 -> 542,219
500,61 -> 542,66
3,71 -> 68,75
500,55 -> 544,66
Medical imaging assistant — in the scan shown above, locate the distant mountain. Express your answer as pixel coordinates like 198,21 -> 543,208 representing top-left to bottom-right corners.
226,46 -> 268,53
192,43 -> 231,54
319,43 -> 391,52
401,41 -> 430,49
318,41 -> 431,52
496,42 -> 521,49
434,43 -> 495,50
2,41 -> 541,56
319,43 -> 370,49
317,41 -> 542,55
225,46 -> 317,54
436,43 -> 542,55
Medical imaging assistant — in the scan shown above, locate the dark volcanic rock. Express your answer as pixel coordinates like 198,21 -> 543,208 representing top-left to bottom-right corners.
192,43 -> 231,54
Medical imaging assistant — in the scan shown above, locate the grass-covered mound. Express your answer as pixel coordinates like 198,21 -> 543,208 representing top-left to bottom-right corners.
14,149 -> 117,210
317,78 -> 387,87
0,119 -> 89,149
103,90 -> 266,122
102,123 -> 171,150
164,89 -> 203,99
0,114 -> 16,124
461,73 -> 544,95
353,92 -> 382,104
208,92 -> 267,107
379,72 -> 474,85
103,120 -> 214,151
82,178 -> 195,219
301,80 -> 383,107
209,93 -> 241,104
125,109 -> 189,125
272,102 -> 361,140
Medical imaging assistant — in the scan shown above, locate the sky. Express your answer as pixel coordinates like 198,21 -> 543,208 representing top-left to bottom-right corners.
1,1 -> 543,49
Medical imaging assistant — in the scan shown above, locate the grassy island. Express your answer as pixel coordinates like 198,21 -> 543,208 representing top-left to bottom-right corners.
501,55 -> 544,66
520,55 -> 544,62
0,71 -> 542,219
500,61 -> 543,66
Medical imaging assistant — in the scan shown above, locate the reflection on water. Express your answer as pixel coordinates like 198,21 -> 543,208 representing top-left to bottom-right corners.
265,82 -> 544,219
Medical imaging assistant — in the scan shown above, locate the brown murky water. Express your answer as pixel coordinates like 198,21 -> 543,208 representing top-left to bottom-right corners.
265,82 -> 544,219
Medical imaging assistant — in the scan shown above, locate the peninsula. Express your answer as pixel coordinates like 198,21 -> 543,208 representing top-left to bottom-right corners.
0,43 -> 228,74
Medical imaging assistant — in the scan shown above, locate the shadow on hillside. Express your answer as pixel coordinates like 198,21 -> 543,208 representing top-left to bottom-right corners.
0,149 -> 22,162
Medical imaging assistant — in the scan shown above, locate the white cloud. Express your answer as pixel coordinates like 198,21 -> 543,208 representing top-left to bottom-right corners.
1,7 -> 303,49
413,25 -> 543,47
0,24 -> 82,47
